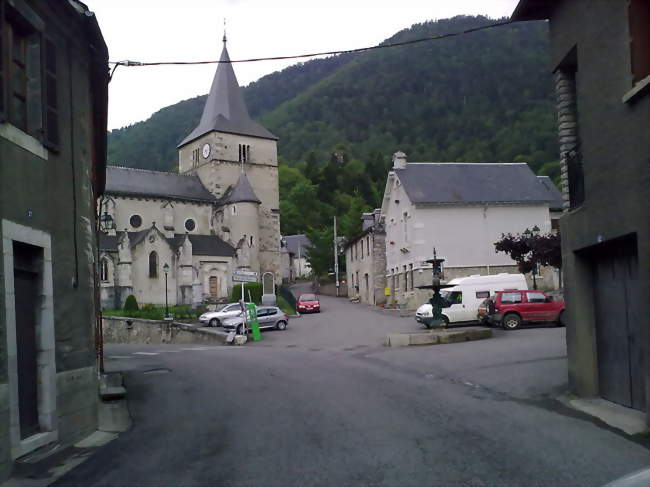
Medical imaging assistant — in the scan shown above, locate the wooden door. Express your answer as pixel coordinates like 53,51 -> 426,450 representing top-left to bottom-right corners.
592,238 -> 644,410
209,276 -> 218,297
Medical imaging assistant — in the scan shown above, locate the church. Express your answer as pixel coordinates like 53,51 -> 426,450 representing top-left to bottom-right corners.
99,37 -> 281,309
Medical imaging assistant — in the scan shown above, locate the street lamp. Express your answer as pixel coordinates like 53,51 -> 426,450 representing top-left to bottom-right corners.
100,212 -> 114,232
163,263 -> 170,319
531,225 -> 540,236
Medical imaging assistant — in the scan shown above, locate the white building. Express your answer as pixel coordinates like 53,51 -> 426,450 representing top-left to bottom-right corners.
98,37 -> 281,309
282,235 -> 312,281
381,152 -> 562,309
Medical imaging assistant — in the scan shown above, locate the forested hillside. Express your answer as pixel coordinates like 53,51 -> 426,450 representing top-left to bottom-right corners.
107,15 -> 559,243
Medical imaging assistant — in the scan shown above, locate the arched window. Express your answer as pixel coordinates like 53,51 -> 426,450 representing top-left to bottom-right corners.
100,258 -> 109,281
149,251 -> 158,278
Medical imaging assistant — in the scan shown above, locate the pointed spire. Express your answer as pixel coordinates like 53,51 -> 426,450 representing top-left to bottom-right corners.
222,18 -> 227,45
178,36 -> 277,148
222,172 -> 261,205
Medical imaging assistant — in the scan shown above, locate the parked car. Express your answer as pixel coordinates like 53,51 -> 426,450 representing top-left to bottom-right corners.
297,294 -> 320,313
198,302 -> 252,327
415,273 -> 527,327
222,306 -> 289,334
486,290 -> 565,330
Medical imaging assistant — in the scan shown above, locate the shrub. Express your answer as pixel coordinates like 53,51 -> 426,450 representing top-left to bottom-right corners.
230,282 -> 264,303
124,295 -> 139,312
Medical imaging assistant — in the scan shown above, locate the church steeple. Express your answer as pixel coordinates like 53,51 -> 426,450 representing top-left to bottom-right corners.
178,39 -> 277,148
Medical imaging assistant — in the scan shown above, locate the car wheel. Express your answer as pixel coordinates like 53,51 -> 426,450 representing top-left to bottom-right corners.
442,315 -> 450,327
236,324 -> 244,335
557,311 -> 566,327
276,321 -> 287,331
209,318 -> 220,327
502,313 -> 521,330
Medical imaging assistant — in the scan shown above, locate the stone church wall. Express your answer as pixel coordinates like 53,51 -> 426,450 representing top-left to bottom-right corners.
108,196 -> 212,235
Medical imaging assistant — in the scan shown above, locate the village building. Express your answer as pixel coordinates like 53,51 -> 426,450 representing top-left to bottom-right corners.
281,234 -> 312,281
99,36 -> 282,309
345,210 -> 387,306
512,0 -> 649,419
380,152 -> 562,309
0,0 -> 108,480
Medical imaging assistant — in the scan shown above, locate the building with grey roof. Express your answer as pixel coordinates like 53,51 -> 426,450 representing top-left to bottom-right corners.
281,235 -> 312,280
99,37 -> 281,309
380,152 -> 561,309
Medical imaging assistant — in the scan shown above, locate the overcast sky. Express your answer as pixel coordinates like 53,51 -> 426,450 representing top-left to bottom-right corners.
88,0 -> 521,131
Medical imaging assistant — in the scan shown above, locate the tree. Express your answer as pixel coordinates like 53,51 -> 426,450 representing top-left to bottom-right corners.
305,226 -> 334,278
494,231 -> 562,289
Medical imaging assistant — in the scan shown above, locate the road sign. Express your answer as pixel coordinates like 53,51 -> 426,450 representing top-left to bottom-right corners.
233,270 -> 258,283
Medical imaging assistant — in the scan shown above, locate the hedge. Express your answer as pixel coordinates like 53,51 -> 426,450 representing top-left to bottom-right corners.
230,282 -> 264,303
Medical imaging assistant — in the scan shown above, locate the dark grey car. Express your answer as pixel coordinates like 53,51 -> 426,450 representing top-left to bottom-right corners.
222,306 -> 289,334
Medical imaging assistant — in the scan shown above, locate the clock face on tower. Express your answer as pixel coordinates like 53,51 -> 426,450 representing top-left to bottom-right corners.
202,143 -> 211,159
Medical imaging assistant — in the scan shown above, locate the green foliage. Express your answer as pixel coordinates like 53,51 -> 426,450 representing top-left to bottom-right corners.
276,295 -> 296,316
305,226 -> 335,278
123,295 -> 139,312
230,282 -> 264,303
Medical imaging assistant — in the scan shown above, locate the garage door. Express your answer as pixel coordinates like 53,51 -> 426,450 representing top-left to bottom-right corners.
592,236 -> 644,411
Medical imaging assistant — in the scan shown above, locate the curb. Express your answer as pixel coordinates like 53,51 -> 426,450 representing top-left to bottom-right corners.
385,327 -> 492,347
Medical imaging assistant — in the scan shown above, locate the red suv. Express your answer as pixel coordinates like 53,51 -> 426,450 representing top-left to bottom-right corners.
487,290 -> 565,330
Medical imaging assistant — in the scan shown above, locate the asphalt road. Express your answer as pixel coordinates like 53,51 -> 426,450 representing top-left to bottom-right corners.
52,289 -> 650,487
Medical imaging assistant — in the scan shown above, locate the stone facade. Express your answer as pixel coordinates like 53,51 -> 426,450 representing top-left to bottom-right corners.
345,211 -> 387,306
0,1 -> 108,481
513,0 -> 650,418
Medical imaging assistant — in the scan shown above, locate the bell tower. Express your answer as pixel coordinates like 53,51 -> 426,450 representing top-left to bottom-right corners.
177,34 -> 282,281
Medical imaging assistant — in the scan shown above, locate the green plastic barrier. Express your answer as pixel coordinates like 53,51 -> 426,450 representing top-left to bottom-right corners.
246,303 -> 262,341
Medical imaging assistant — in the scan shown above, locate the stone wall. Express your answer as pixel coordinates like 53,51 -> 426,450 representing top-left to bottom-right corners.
103,317 -> 228,346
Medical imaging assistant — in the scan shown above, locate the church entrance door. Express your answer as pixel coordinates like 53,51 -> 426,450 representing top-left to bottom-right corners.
209,276 -> 219,297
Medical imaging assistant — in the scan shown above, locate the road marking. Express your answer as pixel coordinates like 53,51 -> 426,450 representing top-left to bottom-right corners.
106,355 -> 132,359
132,352 -> 159,356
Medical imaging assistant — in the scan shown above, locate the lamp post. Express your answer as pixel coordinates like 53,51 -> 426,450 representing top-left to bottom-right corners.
163,263 -> 170,319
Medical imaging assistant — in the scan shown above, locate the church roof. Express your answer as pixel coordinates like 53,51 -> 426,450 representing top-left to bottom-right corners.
99,231 -> 235,257
105,166 -> 216,203
394,163 -> 556,206
169,234 -> 236,257
221,172 -> 261,205
178,44 -> 277,147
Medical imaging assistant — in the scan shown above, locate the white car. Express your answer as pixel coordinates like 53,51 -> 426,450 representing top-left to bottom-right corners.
199,302 -> 251,327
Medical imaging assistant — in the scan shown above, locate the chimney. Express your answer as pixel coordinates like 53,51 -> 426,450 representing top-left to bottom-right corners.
392,151 -> 407,170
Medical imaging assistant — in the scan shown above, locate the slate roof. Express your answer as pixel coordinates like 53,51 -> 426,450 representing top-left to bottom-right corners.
105,166 -> 216,203
283,235 -> 311,256
178,44 -> 277,147
169,234 -> 236,257
99,231 -> 235,257
221,173 -> 261,204
537,176 -> 564,211
394,163 -> 556,206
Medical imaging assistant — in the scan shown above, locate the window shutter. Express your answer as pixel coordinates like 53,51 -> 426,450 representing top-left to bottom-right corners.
0,0 -> 5,122
43,36 -> 58,149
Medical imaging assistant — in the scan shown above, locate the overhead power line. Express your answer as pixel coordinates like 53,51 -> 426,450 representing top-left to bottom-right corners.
109,19 -> 513,70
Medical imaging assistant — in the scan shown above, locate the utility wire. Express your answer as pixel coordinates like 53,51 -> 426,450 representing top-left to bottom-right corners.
109,19 -> 513,68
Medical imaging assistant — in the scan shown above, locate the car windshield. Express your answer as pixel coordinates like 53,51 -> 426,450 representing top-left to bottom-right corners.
300,294 -> 317,301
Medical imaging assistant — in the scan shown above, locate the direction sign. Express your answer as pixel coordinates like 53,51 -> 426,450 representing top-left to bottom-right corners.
233,270 -> 258,283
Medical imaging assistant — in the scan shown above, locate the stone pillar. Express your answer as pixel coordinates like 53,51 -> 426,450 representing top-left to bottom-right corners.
554,70 -> 579,212
178,234 -> 194,305
116,231 -> 133,307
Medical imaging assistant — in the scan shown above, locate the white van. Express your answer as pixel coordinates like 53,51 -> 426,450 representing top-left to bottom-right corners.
415,273 -> 528,327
